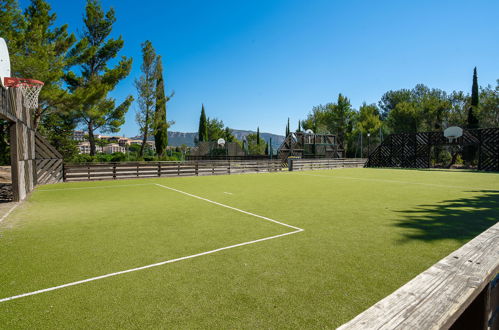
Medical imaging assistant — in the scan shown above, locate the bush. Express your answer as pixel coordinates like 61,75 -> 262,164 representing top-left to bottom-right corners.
110,152 -> 127,162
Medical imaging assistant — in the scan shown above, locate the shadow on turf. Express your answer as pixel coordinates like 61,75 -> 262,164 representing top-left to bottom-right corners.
394,190 -> 499,243
367,167 -> 499,175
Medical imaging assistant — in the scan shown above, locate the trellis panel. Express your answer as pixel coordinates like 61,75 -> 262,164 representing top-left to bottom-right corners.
365,128 -> 499,171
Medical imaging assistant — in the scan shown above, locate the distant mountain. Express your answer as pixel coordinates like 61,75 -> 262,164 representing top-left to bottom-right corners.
132,129 -> 285,149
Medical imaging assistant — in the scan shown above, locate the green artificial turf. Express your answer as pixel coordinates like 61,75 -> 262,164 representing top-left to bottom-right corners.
0,168 -> 498,328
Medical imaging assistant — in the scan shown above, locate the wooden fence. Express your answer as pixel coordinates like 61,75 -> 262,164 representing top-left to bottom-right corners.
338,221 -> 499,329
366,128 -> 499,171
288,158 -> 366,171
63,160 -> 285,182
35,132 -> 63,185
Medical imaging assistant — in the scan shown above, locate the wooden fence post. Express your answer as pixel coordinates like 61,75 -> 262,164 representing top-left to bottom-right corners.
195,162 -> 199,176
113,164 -> 116,179
158,162 -> 161,177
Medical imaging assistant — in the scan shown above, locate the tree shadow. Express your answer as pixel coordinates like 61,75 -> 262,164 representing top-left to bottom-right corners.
394,190 -> 499,243
367,167 -> 499,175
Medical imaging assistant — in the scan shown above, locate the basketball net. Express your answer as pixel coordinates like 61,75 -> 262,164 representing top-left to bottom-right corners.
3,77 -> 44,110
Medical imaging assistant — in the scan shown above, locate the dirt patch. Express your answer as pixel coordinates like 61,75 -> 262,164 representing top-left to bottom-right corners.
0,166 -> 11,183
0,166 -> 12,202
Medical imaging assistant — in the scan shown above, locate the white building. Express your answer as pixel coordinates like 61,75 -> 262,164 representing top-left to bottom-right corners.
77,141 -> 103,154
73,130 -> 86,141
103,143 -> 126,154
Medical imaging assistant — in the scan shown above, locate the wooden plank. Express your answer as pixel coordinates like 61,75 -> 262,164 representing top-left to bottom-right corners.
338,222 -> 499,330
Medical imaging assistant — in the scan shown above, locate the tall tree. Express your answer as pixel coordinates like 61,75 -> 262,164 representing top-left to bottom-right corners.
0,0 -> 24,59
256,127 -> 260,145
471,67 -> 479,107
467,67 -> 480,129
285,118 -> 290,136
206,118 -> 225,141
463,68 -> 480,164
478,80 -> 499,128
65,0 -> 133,155
153,55 -> 173,157
135,40 -> 157,157
246,133 -> 265,155
297,120 -> 302,132
224,127 -> 235,142
198,104 -> 208,142
5,0 -> 76,129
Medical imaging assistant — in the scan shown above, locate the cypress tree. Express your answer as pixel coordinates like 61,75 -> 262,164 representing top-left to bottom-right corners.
467,67 -> 480,129
471,67 -> 479,107
198,104 -> 208,142
136,40 -> 157,157
286,118 -> 290,136
256,127 -> 260,145
154,55 -> 170,157
265,142 -> 269,155
463,67 -> 480,164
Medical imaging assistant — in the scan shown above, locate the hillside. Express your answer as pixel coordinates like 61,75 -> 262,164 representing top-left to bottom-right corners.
133,130 -> 285,149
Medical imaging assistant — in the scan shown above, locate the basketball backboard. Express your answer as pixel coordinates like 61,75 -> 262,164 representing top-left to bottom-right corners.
444,126 -> 463,142
0,38 -> 11,86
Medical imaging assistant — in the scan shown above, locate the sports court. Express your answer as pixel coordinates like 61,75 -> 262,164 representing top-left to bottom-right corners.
1,168 -> 498,328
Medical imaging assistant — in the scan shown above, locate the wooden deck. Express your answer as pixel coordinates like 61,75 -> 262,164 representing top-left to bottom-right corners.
338,221 -> 499,329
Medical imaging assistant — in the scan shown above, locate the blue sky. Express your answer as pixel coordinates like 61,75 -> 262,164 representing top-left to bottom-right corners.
20,0 -> 499,136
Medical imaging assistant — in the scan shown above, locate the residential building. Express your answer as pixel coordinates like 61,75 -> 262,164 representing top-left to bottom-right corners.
73,130 -> 86,141
77,141 -> 103,154
103,143 -> 126,154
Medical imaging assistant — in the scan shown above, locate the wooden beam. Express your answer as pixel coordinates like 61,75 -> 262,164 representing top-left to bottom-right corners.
338,222 -> 499,330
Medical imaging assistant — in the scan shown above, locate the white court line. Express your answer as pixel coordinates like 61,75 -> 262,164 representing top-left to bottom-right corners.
0,203 -> 19,224
0,184 -> 303,303
293,172 -> 494,190
36,183 -> 154,191
223,192 -> 233,195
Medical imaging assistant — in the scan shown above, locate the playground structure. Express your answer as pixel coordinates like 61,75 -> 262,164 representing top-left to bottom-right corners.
278,131 -> 343,160
365,127 -> 499,171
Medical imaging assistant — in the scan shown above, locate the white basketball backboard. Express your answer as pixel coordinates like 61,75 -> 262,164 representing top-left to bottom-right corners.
444,126 -> 463,142
0,38 -> 11,86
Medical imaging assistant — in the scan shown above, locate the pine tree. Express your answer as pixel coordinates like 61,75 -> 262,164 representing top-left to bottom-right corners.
297,120 -> 302,132
7,0 -> 76,129
198,104 -> 208,142
65,0 -> 133,156
135,40 -> 157,157
256,127 -> 260,145
0,0 -> 24,58
153,56 -> 172,157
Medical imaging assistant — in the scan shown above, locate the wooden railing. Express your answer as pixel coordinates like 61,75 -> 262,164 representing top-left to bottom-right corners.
288,158 -> 366,171
63,160 -> 285,182
338,221 -> 499,330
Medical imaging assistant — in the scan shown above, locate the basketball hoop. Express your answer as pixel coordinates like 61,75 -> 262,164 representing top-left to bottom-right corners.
444,126 -> 463,143
3,77 -> 44,110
